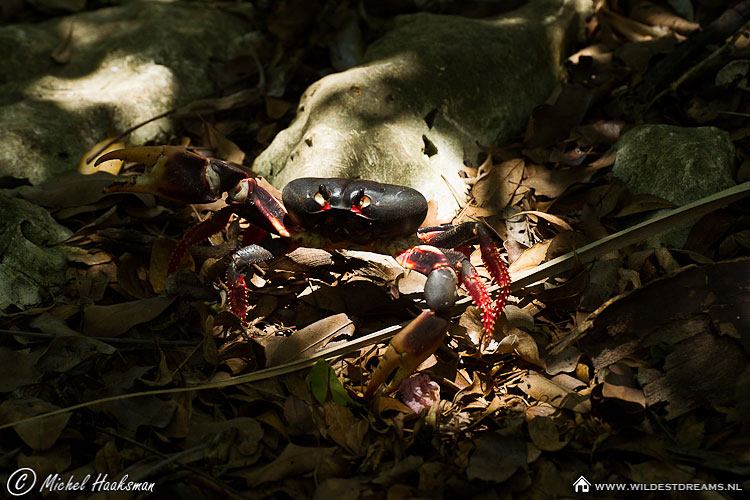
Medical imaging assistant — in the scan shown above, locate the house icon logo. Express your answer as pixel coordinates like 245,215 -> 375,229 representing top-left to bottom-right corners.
573,476 -> 591,493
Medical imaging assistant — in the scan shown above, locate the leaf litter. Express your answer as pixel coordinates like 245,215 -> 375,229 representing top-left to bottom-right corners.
2,0 -> 750,498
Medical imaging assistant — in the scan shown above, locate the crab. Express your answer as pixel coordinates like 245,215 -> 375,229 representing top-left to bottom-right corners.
96,146 -> 511,398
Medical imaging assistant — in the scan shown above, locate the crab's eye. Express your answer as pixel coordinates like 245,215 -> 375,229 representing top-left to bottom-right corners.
314,184 -> 330,208
351,188 -> 371,211
357,194 -> 371,209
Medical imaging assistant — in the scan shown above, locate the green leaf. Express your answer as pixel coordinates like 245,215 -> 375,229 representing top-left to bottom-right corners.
307,359 -> 330,405
305,359 -> 361,408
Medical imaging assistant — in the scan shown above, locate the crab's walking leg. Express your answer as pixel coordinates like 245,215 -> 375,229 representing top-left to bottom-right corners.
362,247 -> 457,398
168,206 -> 234,274
475,225 -> 511,344
365,225 -> 511,398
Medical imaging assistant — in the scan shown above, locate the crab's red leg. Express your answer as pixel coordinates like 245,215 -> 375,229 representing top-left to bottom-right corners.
224,244 -> 276,324
361,247 -> 456,398
460,263 -> 498,343
475,225 -> 511,344
168,206 -> 234,274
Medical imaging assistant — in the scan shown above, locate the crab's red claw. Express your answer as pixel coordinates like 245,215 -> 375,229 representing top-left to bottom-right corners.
98,146 -> 248,205
364,310 -> 449,399
233,178 -> 291,238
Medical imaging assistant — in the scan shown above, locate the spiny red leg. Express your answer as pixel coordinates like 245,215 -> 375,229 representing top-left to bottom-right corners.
475,225 -> 511,343
460,263 -> 497,343
226,262 -> 249,325
168,206 -> 234,274
225,245 -> 276,325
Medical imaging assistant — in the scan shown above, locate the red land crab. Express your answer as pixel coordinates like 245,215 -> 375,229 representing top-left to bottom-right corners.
96,146 -> 511,398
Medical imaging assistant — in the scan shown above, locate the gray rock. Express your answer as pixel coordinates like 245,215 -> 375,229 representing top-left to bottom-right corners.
613,124 -> 736,247
0,0 -> 252,184
253,0 -> 592,220
0,194 -> 72,310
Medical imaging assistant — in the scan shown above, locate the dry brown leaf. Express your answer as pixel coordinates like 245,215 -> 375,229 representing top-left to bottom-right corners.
149,237 -> 179,294
95,396 -> 179,432
174,88 -> 263,118
509,210 -> 573,231
83,296 -> 175,337
0,347 -> 42,392
474,158 -> 524,211
508,240 -> 552,275
466,432 -> 527,482
19,442 -> 72,479
523,163 -> 605,198
314,479 -> 361,500
545,345 -> 582,375
206,123 -> 245,165
577,259 -> 750,371
643,332 -> 746,419
516,372 -> 590,413
629,1 -> 699,34
601,363 -> 646,408
375,396 -> 413,415
0,398 -> 71,450
531,265 -> 588,311
527,416 -> 570,451
244,443 -> 336,486
36,335 -> 116,373
614,193 -> 677,217
262,313 -> 354,366
512,329 -> 546,369
320,401 -> 368,456
18,171 -> 120,208
117,252 -> 154,300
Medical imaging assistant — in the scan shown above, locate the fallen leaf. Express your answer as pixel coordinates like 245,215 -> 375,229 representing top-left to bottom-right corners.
263,313 -> 354,366
0,398 -> 70,450
512,329 -> 546,369
523,163 -> 606,198
614,193 -> 677,217
508,240 -> 552,275
244,443 -> 336,486
320,401 -> 368,455
18,171 -> 120,208
313,478 -> 361,500
509,210 -> 573,231
601,363 -> 646,408
0,347 -> 42,392
516,372 -> 590,413
36,335 -> 116,373
527,416 -> 570,451
83,296 -> 175,337
467,432 -> 526,482
94,394 -> 178,432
